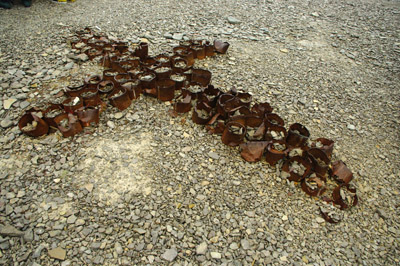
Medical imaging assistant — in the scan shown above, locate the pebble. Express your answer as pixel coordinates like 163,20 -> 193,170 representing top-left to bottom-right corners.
75,219 -> 85,226
84,183 -> 94,192
172,33 -> 183,41
114,112 -> 124,119
0,118 -> 13,128
107,121 -> 115,129
64,62 -> 74,70
196,242 -> 208,255
61,260 -> 71,266
32,244 -> 47,258
229,242 -> 239,250
48,247 -> 66,260
23,229 -> 34,242
15,93 -> 27,100
347,124 -> 356,130
115,242 -> 123,255
76,53 -> 89,62
133,228 -> 146,235
208,151 -> 219,160
93,255 -> 104,264
161,248 -> 178,262
19,100 -> 30,109
3,98 -> 17,110
227,16 -> 241,24
164,33 -> 173,39
211,251 -> 222,259
240,239 -> 251,250
67,215 -> 77,224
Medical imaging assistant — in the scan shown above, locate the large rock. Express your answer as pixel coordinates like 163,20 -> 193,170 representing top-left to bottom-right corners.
0,225 -> 24,237
48,247 -> 66,260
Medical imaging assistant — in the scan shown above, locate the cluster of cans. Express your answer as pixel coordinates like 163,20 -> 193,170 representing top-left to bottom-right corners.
173,80 -> 357,223
18,27 -> 357,222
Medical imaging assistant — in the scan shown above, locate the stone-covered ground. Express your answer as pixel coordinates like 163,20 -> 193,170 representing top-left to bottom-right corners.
0,0 -> 399,265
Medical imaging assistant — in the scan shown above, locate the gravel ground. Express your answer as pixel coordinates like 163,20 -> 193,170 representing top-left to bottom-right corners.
0,0 -> 399,265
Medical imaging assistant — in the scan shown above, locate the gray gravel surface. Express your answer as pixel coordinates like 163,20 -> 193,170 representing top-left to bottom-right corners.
1,0 -> 399,265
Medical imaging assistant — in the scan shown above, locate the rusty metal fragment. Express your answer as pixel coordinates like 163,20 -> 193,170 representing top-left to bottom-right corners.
54,113 -> 83,137
108,87 -> 132,110
81,88 -> 102,107
192,102 -> 213,125
319,204 -> 342,224
301,173 -> 326,196
331,160 -> 353,184
251,102 -> 273,116
281,156 -> 312,182
332,184 -> 358,210
286,123 -> 310,147
157,79 -> 176,101
63,97 -> 84,113
18,110 -> 49,137
307,148 -> 330,177
265,140 -> 288,166
174,92 -> 192,113
43,104 -> 65,128
191,69 -> 212,87
65,84 -> 87,97
214,40 -> 230,54
76,107 -> 100,127
221,121 -> 246,146
312,138 -> 334,158
84,75 -> 102,86
97,80 -> 115,95
265,113 -> 284,127
264,124 -> 287,142
121,80 -> 142,100
138,72 -> 156,97
240,141 -> 269,162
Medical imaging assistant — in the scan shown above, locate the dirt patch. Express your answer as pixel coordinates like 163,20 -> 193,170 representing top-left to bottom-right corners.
76,132 -> 154,204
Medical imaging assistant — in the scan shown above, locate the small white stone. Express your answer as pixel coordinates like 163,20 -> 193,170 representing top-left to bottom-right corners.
114,112 -> 124,119
107,121 -> 115,129
3,98 -> 17,110
210,252 -> 222,259
347,124 -> 356,130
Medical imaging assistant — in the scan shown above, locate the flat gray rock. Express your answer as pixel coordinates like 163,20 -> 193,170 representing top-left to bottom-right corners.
196,242 -> 208,255
227,16 -> 241,24
0,225 -> 24,237
347,124 -> 356,130
20,100 -> 30,109
172,33 -> 183,40
161,248 -> 178,262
